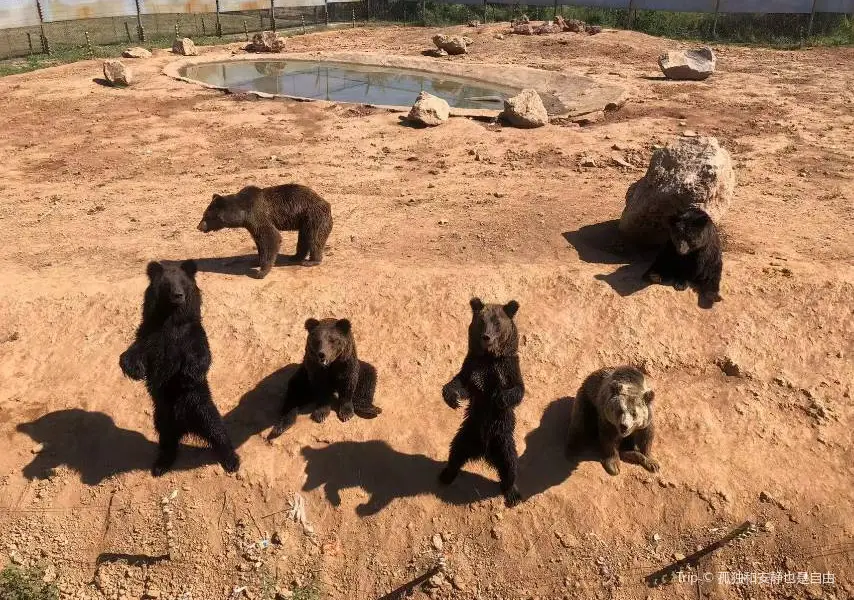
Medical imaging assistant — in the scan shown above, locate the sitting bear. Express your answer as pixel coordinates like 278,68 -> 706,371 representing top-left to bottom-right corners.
643,206 -> 723,309
267,318 -> 380,440
119,260 -> 240,476
440,298 -> 525,508
566,366 -> 658,476
197,184 -> 333,279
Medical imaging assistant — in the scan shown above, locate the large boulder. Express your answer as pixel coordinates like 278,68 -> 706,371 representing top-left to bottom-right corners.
534,21 -> 560,35
246,31 -> 286,53
500,89 -> 548,128
512,24 -> 534,35
122,46 -> 151,59
172,37 -> 198,56
565,19 -> 586,33
407,91 -> 450,127
619,136 -> 735,244
432,34 -> 468,55
103,60 -> 133,86
659,47 -> 716,81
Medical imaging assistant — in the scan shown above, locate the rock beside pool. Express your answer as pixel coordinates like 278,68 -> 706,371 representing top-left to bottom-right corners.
246,31 -> 286,53
103,60 -> 133,86
659,47 -> 716,81
432,34 -> 468,55
501,89 -> 548,128
565,19 -> 587,33
619,136 -> 735,244
407,91 -> 450,127
172,37 -> 198,56
122,47 -> 151,59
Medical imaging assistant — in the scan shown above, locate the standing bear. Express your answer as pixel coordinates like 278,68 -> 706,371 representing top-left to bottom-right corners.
566,366 -> 658,476
267,318 -> 381,440
119,260 -> 240,476
197,183 -> 333,279
440,298 -> 525,508
643,206 -> 723,309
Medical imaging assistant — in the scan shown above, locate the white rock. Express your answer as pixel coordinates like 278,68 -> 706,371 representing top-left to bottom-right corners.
103,60 -> 133,86
659,47 -> 716,81
407,91 -> 450,127
172,37 -> 198,56
432,34 -> 468,55
122,47 -> 151,58
500,89 -> 548,128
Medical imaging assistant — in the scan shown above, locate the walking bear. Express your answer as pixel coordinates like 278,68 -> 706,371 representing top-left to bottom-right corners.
119,260 -> 240,476
566,366 -> 658,476
267,318 -> 380,440
440,298 -> 525,508
197,184 -> 333,279
643,206 -> 723,309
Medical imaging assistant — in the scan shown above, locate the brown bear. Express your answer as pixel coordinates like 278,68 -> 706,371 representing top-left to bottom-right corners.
440,298 -> 525,507
197,184 -> 332,279
267,318 -> 380,439
643,206 -> 723,309
566,366 -> 658,476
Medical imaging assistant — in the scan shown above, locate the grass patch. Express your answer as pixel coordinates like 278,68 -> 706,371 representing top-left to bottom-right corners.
0,565 -> 59,600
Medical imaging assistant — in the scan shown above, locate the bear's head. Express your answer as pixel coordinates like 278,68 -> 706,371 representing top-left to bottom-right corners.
467,298 -> 519,357
143,260 -> 201,320
600,369 -> 654,438
669,206 -> 715,255
304,318 -> 354,367
197,192 -> 249,233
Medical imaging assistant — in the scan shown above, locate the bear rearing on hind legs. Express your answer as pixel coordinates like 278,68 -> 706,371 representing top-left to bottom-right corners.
440,298 -> 525,508
119,260 -> 240,476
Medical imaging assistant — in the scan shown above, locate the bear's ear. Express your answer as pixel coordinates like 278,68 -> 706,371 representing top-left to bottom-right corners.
643,389 -> 655,404
146,261 -> 164,280
304,318 -> 320,332
503,300 -> 520,318
470,297 -> 484,313
335,319 -> 352,335
211,193 -> 222,202
180,260 -> 198,278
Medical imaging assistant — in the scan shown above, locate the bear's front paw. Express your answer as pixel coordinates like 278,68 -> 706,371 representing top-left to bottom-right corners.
643,457 -> 660,473
674,280 -> 688,291
698,292 -> 722,309
151,458 -> 174,477
503,487 -> 523,508
442,383 -> 462,409
603,457 -> 621,476
311,406 -> 331,423
338,403 -> 355,423
221,453 -> 240,474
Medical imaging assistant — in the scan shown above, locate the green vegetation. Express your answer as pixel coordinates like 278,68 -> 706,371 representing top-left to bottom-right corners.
291,584 -> 322,600
0,565 -> 59,600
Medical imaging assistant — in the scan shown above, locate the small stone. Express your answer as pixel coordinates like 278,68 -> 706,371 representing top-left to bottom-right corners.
103,60 -> 133,86
271,531 -> 283,546
31,443 -> 44,454
42,564 -> 57,584
652,533 -> 662,542
407,91 -> 450,127
580,156 -> 597,168
431,533 -> 444,552
682,130 -> 698,137
122,47 -> 151,59
762,521 -> 775,532
673,552 -> 686,561
438,219 -> 449,226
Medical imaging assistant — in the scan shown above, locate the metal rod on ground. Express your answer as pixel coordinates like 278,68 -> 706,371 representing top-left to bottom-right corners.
201,18 -> 206,36
215,0 -> 222,36
807,0 -> 818,37
301,14 -> 306,34
174,21 -> 179,39
125,21 -> 132,43
85,31 -> 93,56
27,32 -> 34,54
243,19 -> 249,40
352,7 -> 356,28
134,0 -> 144,41
712,0 -> 720,38
34,0 -> 50,54
270,0 -> 276,31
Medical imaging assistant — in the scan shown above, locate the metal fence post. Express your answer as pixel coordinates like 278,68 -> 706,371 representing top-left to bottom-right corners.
712,0 -> 721,38
807,0 -> 818,37
125,21 -> 132,42
626,0 -> 635,29
215,0 -> 222,36
35,0 -> 50,54
85,31 -> 93,56
27,32 -> 34,54
134,0 -> 145,41
325,0 -> 329,26
270,0 -> 276,31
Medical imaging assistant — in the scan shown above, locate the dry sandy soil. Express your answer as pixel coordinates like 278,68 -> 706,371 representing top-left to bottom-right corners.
0,22 -> 852,600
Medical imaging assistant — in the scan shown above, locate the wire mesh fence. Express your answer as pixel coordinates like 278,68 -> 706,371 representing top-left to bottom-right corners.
0,0 -> 852,60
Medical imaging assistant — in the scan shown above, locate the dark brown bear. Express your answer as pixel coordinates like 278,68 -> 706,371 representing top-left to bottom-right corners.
642,206 -> 723,309
267,318 -> 380,439
197,184 -> 332,279
566,366 -> 658,476
119,260 -> 240,476
440,298 -> 525,508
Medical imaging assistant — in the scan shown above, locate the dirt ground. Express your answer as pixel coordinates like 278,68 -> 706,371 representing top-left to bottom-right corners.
0,23 -> 852,600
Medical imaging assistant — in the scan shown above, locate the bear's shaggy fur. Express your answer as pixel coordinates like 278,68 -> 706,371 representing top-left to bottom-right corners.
643,206 -> 723,309
440,298 -> 525,507
197,184 -> 333,279
267,318 -> 380,439
566,366 -> 658,476
119,260 -> 240,476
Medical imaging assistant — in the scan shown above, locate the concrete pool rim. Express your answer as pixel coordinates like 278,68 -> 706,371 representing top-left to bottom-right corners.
163,51 -> 627,119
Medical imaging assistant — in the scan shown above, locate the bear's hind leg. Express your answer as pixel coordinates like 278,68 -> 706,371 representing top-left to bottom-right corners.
487,435 -> 522,508
292,228 -> 311,263
440,425 -> 481,485
153,411 -> 181,477
191,401 -> 240,474
304,217 -> 331,266
354,361 -> 381,419
269,367 -> 311,440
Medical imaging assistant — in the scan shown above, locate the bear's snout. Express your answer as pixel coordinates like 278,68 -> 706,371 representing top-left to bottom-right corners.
197,220 -> 208,232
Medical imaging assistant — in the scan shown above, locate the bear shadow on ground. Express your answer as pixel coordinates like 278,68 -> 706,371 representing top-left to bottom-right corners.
189,255 -> 301,278
562,219 -> 657,297
300,397 -> 583,516
15,364 -> 299,485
